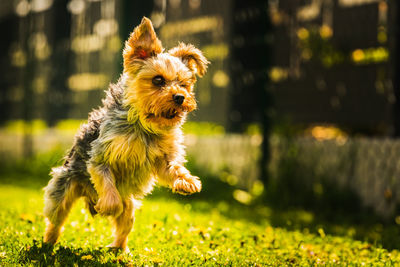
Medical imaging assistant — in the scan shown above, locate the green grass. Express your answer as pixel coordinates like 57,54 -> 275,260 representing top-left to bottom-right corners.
0,120 -> 226,136
0,173 -> 400,267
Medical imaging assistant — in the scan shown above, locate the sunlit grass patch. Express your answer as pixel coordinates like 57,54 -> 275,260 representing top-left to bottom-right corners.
0,182 -> 400,266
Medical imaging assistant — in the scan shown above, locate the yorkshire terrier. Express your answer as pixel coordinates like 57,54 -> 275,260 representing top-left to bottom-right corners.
43,17 -> 209,251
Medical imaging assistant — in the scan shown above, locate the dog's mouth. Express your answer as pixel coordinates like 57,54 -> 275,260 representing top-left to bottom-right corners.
161,109 -> 178,119
146,109 -> 182,120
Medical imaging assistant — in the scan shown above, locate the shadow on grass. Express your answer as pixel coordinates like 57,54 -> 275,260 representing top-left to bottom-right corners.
19,240 -> 137,266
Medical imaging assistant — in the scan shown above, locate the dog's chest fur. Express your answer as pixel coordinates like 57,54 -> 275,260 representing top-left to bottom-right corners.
107,134 -> 161,197
105,133 -> 164,168
91,114 -> 180,198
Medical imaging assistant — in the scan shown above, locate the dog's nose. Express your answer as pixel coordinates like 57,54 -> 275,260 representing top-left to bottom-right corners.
173,94 -> 185,105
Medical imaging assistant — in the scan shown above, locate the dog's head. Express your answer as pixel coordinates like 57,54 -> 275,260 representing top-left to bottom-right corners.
122,17 -> 209,132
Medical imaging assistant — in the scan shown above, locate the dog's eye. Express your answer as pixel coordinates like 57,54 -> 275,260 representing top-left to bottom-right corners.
152,75 -> 166,87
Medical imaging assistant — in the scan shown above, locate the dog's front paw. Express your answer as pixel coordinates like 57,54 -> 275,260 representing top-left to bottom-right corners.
95,192 -> 123,217
173,175 -> 202,195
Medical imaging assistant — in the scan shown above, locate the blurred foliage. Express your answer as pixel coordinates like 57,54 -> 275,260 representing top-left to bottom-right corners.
182,122 -> 225,136
297,26 -> 389,68
0,148 -> 66,188
0,119 -> 347,140
306,125 -> 348,142
2,120 -> 48,135
244,124 -> 262,136
351,47 -> 389,65
54,119 -> 85,133
297,26 -> 345,68
1,120 -> 226,136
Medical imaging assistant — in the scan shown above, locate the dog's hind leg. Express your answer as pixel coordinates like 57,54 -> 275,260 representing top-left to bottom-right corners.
43,167 -> 81,244
108,197 -> 137,252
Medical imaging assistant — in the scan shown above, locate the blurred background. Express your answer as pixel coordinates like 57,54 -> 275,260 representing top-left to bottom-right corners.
1,0 -> 400,232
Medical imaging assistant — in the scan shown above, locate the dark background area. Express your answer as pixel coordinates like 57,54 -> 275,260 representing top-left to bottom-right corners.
1,0 -> 399,136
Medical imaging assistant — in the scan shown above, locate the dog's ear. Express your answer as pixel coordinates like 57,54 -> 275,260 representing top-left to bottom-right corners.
123,17 -> 163,69
169,43 -> 210,77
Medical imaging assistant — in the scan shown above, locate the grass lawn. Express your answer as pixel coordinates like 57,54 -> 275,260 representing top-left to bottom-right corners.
0,176 -> 399,267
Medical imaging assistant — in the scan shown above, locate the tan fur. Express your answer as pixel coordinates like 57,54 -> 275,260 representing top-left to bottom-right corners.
43,17 -> 209,252
88,164 -> 123,217
123,17 -> 163,72
44,180 -> 81,243
168,43 -> 209,77
109,198 -> 135,251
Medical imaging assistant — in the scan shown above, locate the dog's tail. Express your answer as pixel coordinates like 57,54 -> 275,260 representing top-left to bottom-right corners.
43,166 -> 76,224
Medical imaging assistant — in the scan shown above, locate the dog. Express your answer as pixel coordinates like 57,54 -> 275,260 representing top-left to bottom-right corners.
43,17 -> 209,251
